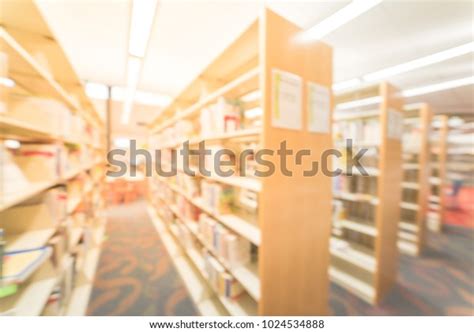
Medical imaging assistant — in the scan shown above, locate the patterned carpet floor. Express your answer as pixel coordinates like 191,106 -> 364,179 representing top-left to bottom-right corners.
87,201 -> 473,316
87,201 -> 197,316
330,225 -> 474,315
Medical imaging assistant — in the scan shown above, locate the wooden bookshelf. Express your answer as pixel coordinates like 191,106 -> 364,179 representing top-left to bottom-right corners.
398,103 -> 432,256
446,117 -> 474,187
426,115 -> 448,232
147,8 -> 333,315
332,82 -> 404,304
0,0 -> 106,316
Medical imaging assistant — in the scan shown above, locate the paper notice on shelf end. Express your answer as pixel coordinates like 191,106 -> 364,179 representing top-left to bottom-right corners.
307,82 -> 331,133
271,69 -> 302,130
387,109 -> 403,140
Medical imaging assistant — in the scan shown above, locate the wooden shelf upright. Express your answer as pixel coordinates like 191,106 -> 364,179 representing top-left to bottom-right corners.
398,103 -> 432,256
332,82 -> 404,304
0,0 -> 106,316
426,115 -> 448,232
147,8 -> 333,315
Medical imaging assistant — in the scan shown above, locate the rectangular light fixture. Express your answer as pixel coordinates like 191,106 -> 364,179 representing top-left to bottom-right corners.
113,137 -> 131,149
300,0 -> 382,41
4,139 -> 20,149
134,91 -> 172,107
333,42 -> 474,92
0,77 -> 15,88
128,0 -> 158,57
402,76 -> 474,97
336,96 -> 382,111
240,90 -> 261,103
85,82 -> 109,100
245,107 -> 263,119
333,78 -> 362,92
364,42 -> 474,82
112,87 -> 171,107
121,56 -> 142,124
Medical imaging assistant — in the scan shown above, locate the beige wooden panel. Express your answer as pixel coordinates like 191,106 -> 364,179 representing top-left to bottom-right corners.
259,8 -> 332,315
416,104 -> 432,251
374,82 -> 403,303
437,115 -> 449,231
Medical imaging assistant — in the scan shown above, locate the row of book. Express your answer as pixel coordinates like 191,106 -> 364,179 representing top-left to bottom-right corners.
198,214 -> 251,268
333,118 -> 381,145
202,251 -> 245,300
336,200 -> 376,223
402,187 -> 419,204
403,169 -> 419,183
150,94 -> 261,149
402,125 -> 422,152
201,180 -> 235,215
333,174 -> 378,197
1,143 -> 100,198
156,196 -> 248,301
1,51 -> 102,146
401,207 -> 417,222
200,97 -> 242,137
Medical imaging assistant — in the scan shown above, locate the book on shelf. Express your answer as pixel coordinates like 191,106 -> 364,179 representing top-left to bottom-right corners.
0,229 -> 4,285
12,143 -> 64,183
333,118 -> 380,145
198,214 -> 251,268
7,95 -> 69,137
1,246 -> 52,285
200,97 -> 242,137
0,202 -> 58,250
48,235 -> 66,269
0,145 -> 30,199
202,251 -> 245,300
28,187 -> 68,224
0,52 -> 8,114
41,288 -> 62,316
200,180 -> 235,215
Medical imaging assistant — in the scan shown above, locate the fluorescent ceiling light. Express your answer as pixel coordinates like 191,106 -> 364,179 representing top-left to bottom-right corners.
85,82 -> 109,100
300,0 -> 382,41
333,78 -> 362,92
402,76 -> 474,97
121,57 -> 142,124
4,139 -> 20,149
333,42 -> 474,92
364,42 -> 474,82
129,0 -> 158,57
448,117 -> 464,127
241,90 -> 261,103
245,107 -> 263,119
127,57 -> 142,88
336,96 -> 382,110
0,77 -> 15,88
111,86 -> 171,107
135,91 -> 172,107
113,137 -> 130,149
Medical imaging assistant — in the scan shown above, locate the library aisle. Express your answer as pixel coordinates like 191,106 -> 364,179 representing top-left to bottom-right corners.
85,201 -> 474,316
87,200 -> 197,316
1,0 -> 473,322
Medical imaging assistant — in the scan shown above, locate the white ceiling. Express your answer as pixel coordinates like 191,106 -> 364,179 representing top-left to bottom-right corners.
37,0 -> 473,125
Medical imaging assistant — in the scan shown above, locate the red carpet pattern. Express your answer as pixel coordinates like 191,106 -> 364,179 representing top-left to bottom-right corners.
87,201 -> 197,316
444,186 -> 474,228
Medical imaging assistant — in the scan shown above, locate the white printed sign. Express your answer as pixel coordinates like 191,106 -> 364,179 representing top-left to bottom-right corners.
271,69 -> 302,130
307,82 -> 330,133
387,109 -> 403,140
